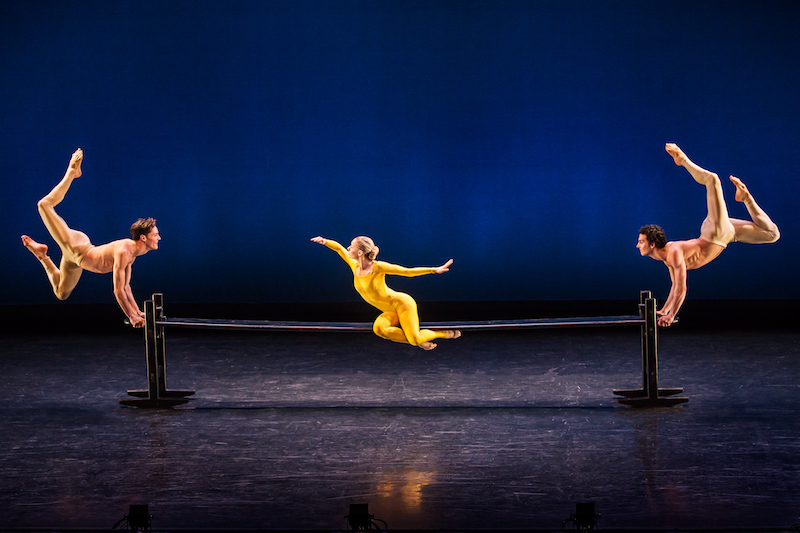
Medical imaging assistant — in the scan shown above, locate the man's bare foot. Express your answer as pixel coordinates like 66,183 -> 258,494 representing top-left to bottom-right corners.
730,176 -> 751,202
444,330 -> 461,339
665,143 -> 686,166
67,149 -> 83,179
21,235 -> 49,260
419,342 -> 437,351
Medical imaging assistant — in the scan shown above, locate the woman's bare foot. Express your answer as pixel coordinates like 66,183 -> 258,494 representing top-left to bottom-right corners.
67,148 -> 83,179
730,175 -> 751,202
445,330 -> 461,339
21,235 -> 48,260
419,342 -> 437,350
665,143 -> 686,166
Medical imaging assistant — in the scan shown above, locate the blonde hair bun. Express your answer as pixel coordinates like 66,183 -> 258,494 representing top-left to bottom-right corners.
355,236 -> 378,261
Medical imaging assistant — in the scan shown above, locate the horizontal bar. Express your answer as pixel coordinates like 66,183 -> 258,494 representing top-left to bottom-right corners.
156,315 -> 645,332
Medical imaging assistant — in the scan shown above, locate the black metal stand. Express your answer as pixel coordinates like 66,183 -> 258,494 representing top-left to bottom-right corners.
120,293 -> 195,408
612,290 -> 688,407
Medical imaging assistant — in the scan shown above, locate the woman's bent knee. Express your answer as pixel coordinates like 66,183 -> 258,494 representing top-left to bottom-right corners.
373,322 -> 393,340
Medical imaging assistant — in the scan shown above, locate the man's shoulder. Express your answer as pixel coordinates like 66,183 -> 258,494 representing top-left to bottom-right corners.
665,239 -> 694,251
109,238 -> 136,249
101,239 -> 136,259
660,241 -> 682,258
664,240 -> 699,263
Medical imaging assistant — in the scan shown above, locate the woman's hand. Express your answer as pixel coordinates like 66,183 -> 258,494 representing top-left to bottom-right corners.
310,236 -> 326,245
434,259 -> 453,274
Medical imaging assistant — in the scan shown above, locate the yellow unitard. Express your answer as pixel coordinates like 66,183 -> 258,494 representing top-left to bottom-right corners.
324,240 -> 451,346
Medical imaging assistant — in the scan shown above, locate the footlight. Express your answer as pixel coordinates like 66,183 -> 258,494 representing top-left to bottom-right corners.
112,504 -> 152,532
345,503 -> 387,531
560,502 -> 600,530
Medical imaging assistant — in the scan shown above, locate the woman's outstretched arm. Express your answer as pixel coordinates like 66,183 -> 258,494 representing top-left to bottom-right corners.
311,236 -> 352,264
378,258 -> 453,277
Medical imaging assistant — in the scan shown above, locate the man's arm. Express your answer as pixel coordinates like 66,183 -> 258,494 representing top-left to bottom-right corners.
658,247 -> 688,327
659,265 -> 677,316
112,248 -> 144,328
122,263 -> 143,318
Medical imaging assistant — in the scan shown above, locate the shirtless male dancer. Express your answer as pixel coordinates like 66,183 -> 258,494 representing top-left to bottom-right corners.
21,149 -> 160,328
637,143 -> 780,327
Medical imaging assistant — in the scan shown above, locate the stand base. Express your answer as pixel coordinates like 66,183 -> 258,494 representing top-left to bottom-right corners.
121,389 -> 195,407
119,397 -> 191,408
613,387 -> 689,407
613,387 -> 684,398
126,389 -> 195,398
616,396 -> 690,407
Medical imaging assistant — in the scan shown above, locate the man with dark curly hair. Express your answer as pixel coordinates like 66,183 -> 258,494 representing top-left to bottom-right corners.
637,143 -> 779,327
21,149 -> 160,328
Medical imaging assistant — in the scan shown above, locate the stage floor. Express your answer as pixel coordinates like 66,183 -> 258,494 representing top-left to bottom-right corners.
1,327 -> 799,530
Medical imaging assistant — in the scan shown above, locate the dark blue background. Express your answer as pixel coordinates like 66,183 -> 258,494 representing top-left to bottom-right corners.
2,0 -> 797,306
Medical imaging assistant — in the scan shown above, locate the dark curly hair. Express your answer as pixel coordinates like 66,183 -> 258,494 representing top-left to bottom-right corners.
639,224 -> 666,248
130,218 -> 157,240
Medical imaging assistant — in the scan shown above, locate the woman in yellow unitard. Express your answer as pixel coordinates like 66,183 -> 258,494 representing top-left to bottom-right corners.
311,235 -> 461,350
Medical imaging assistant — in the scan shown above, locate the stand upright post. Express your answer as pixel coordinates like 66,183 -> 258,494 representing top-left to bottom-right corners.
641,290 -> 652,396
644,295 -> 660,400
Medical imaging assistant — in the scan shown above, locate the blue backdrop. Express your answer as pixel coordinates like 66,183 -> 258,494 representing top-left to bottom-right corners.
2,0 -> 797,305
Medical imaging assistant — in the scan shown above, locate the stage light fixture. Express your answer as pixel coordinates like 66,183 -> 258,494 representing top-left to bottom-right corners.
112,504 -> 152,532
344,503 -> 387,531
560,502 -> 600,530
